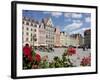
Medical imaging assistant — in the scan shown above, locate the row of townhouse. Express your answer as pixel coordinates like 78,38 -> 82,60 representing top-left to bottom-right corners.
22,17 -> 55,47
22,17 -> 84,48
59,32 -> 84,47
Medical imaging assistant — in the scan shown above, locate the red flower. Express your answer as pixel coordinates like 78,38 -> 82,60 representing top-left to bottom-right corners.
23,44 -> 32,61
35,54 -> 41,62
67,48 -> 76,56
27,55 -> 33,61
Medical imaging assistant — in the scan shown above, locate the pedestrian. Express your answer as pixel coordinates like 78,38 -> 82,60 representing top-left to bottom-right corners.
83,46 -> 85,51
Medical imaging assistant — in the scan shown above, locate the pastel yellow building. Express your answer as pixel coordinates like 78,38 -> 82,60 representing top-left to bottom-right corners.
60,32 -> 67,47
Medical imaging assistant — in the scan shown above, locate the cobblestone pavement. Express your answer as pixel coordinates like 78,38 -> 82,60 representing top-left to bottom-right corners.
35,48 -> 90,66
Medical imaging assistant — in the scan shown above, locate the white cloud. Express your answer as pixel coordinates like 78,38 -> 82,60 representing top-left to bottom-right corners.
43,11 -> 62,18
70,27 -> 90,35
73,20 -> 82,23
64,13 -> 71,18
64,13 -> 82,19
43,12 -> 83,19
85,17 -> 91,22
63,22 -> 83,32
51,12 -> 62,18
72,13 -> 82,18
82,27 -> 90,31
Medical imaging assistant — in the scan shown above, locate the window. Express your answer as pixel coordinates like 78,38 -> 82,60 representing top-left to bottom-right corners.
26,38 -> 28,41
31,23 -> 33,26
34,38 -> 37,41
26,32 -> 29,35
22,32 -> 24,35
26,27 -> 29,31
34,34 -> 36,37
31,38 -> 33,41
31,33 -> 32,37
34,24 -> 37,27
31,28 -> 33,31
34,29 -> 36,32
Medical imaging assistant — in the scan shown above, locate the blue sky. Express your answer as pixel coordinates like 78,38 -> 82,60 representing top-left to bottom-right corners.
23,10 -> 91,36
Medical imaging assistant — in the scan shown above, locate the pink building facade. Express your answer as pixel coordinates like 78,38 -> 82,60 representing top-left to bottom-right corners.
54,28 -> 61,47
38,23 -> 46,47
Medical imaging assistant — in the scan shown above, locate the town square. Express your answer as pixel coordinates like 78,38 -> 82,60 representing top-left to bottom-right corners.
22,10 -> 91,69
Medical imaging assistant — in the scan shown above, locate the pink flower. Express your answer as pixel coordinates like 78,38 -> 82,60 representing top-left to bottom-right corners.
35,54 -> 41,62
80,56 -> 91,66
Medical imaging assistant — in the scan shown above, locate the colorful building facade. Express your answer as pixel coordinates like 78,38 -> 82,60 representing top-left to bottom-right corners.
54,28 -> 61,47
42,18 -> 55,48
22,17 -> 35,47
22,17 -> 85,48
60,32 -> 67,47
